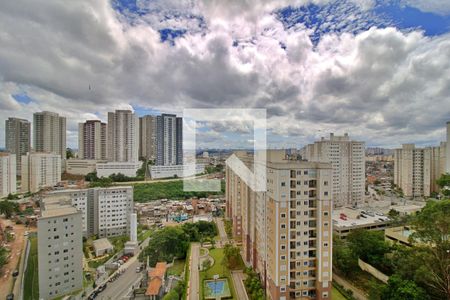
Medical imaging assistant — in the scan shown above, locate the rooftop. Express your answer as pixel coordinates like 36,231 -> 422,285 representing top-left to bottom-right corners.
148,262 -> 167,279
92,238 -> 113,251
146,277 -> 162,296
333,207 -> 390,229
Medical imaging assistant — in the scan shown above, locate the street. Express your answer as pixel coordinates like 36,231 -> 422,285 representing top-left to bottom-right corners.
96,258 -> 142,300
85,238 -> 150,300
188,243 -> 200,300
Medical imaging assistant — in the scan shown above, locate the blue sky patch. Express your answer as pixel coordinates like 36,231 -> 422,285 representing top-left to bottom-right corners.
12,93 -> 33,104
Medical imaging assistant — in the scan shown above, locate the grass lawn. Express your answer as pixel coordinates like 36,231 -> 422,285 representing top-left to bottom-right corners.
138,229 -> 153,243
133,180 -> 225,202
199,248 -> 237,300
168,259 -> 186,276
23,237 -> 39,300
332,286 -> 348,300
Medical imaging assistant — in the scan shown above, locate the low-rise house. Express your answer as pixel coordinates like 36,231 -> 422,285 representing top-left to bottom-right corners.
92,238 -> 114,257
145,262 -> 167,300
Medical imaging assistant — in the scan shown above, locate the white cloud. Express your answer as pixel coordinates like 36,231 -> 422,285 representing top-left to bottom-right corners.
0,0 -> 449,149
404,0 -> 450,15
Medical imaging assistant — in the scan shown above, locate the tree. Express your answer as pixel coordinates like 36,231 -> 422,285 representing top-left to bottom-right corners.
202,259 -> 212,271
85,172 -> 98,182
0,246 -> 9,269
347,229 -> 391,270
333,237 -> 359,276
66,148 -> 74,159
223,243 -> 241,269
380,275 -> 429,300
140,227 -> 189,266
0,200 -> 19,218
409,199 -> 450,299
436,173 -> 450,196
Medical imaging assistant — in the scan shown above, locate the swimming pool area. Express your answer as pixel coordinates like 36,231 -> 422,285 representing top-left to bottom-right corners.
204,279 -> 231,299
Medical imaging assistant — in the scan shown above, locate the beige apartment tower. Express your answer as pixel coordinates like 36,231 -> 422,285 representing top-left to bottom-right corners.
21,152 -> 61,193
226,150 -> 333,300
0,153 -> 16,198
107,110 -> 139,162
139,115 -> 157,160
394,143 -> 447,197
301,133 -> 365,207
33,111 -> 66,160
5,117 -> 31,174
38,194 -> 83,299
78,120 -> 107,160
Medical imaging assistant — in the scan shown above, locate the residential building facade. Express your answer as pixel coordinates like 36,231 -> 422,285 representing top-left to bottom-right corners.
394,143 -> 447,197
33,111 -> 66,160
301,133 -> 365,207
226,150 -> 333,300
156,114 -> 183,166
78,120 -> 107,160
107,110 -> 139,162
47,186 -> 133,238
139,115 -> 157,160
0,153 -> 16,198
21,152 -> 61,193
37,194 -> 83,300
5,117 -> 31,174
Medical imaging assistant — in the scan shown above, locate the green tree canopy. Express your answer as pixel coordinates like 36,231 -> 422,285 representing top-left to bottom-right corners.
410,199 -> 450,299
140,227 -> 189,266
436,173 -> 450,196
0,246 -> 9,268
0,200 -> 19,218
380,275 -> 429,300
347,229 -> 391,269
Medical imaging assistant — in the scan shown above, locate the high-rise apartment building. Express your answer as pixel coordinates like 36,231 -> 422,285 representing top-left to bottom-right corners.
33,111 -> 66,160
21,152 -> 61,193
48,186 -> 133,238
226,150 -> 333,300
394,143 -> 447,197
139,115 -> 157,160
38,194 -> 83,300
107,110 -> 139,162
78,120 -> 107,160
5,117 -> 31,174
156,114 -> 183,166
301,133 -> 365,207
0,153 -> 16,198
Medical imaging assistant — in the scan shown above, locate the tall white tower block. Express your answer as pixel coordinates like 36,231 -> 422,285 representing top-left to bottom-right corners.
130,213 -> 137,242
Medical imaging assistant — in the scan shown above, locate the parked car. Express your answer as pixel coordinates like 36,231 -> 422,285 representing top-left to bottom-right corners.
12,270 -> 19,277
6,294 -> 14,300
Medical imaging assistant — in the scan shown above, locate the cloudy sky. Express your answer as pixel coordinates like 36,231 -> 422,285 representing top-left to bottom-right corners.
0,0 -> 450,150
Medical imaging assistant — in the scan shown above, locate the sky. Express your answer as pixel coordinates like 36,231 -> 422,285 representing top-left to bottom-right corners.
0,0 -> 450,150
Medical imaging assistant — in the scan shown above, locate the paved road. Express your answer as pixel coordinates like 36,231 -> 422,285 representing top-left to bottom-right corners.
0,219 -> 27,300
333,273 -> 368,300
231,271 -> 249,300
189,243 -> 200,300
215,218 -> 228,245
84,238 -> 150,300
96,258 -> 142,300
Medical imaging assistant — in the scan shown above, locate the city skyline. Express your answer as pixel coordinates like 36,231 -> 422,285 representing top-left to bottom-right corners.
0,1 -> 450,149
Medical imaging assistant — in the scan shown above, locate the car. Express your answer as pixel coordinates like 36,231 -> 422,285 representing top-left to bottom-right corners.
12,270 -> 19,277
6,294 -> 14,300
136,266 -> 141,273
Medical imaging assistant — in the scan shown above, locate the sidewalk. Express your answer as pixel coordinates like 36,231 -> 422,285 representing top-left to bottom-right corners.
333,273 -> 368,300
231,270 -> 249,300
